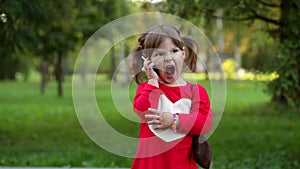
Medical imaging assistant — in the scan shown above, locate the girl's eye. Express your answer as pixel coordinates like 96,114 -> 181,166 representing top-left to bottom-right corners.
154,52 -> 164,57
172,49 -> 179,53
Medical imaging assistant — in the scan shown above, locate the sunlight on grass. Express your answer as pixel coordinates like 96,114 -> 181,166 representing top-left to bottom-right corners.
183,71 -> 278,82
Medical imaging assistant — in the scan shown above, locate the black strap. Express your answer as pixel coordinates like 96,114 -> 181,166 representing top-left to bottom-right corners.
190,83 -> 212,169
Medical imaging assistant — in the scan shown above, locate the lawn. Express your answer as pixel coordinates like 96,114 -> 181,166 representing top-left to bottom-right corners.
0,75 -> 299,168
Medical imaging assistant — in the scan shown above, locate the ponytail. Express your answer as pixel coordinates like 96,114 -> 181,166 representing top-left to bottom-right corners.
130,34 -> 147,84
182,36 -> 199,72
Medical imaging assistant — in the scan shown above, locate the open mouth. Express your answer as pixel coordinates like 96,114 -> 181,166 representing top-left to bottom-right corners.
165,65 -> 175,76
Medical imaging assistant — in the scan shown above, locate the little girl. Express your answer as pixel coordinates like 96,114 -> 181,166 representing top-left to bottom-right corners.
130,25 -> 212,169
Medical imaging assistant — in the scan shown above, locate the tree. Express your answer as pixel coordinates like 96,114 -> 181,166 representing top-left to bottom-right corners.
213,0 -> 300,107
1,0 -> 79,97
1,0 -> 137,96
37,0 -> 79,97
0,0 -> 45,80
268,1 -> 300,107
77,0 -> 137,81
161,0 -> 300,108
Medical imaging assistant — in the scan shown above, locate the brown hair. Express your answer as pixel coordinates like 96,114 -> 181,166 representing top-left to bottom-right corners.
130,25 -> 199,84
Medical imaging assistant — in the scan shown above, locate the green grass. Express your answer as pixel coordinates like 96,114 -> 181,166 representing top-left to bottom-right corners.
0,76 -> 299,168
0,80 -> 133,167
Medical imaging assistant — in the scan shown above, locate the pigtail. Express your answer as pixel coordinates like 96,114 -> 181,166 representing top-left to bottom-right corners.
130,34 -> 147,84
182,36 -> 199,72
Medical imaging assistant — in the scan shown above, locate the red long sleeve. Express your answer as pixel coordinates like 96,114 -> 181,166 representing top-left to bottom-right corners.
177,84 -> 212,135
133,83 -> 162,121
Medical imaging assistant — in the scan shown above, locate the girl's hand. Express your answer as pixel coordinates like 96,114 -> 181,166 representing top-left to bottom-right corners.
142,58 -> 159,81
145,108 -> 173,130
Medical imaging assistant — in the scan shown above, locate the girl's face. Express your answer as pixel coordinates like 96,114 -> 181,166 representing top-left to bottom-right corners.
151,38 -> 185,84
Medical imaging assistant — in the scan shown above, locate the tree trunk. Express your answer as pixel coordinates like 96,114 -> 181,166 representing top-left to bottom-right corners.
55,52 -> 63,97
204,8 -> 214,80
110,40 -> 117,82
39,59 -> 49,94
216,8 -> 225,80
234,45 -> 241,81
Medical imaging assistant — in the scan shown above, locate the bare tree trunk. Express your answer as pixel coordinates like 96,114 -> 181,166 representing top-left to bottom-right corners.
54,52 -> 63,97
39,58 -> 49,94
234,45 -> 241,81
204,9 -> 214,80
111,40 -> 117,82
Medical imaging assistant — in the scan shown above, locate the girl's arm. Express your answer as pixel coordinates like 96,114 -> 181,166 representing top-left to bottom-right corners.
133,82 -> 162,121
177,85 -> 212,135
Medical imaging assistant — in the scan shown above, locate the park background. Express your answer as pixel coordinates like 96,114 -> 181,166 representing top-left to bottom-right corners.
1,0 -> 300,169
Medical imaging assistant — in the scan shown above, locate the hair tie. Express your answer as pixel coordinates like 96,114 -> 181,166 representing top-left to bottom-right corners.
137,45 -> 143,50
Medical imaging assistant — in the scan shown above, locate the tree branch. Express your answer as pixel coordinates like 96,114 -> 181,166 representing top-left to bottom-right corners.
292,0 -> 300,11
249,8 -> 282,26
202,3 -> 282,26
255,0 -> 281,8
209,10 -> 281,26
209,12 -> 257,23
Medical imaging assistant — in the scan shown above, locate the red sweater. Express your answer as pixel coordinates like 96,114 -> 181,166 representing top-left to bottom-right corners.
131,82 -> 212,169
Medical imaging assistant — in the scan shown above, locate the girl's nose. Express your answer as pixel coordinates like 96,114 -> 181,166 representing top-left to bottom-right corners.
164,54 -> 172,62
